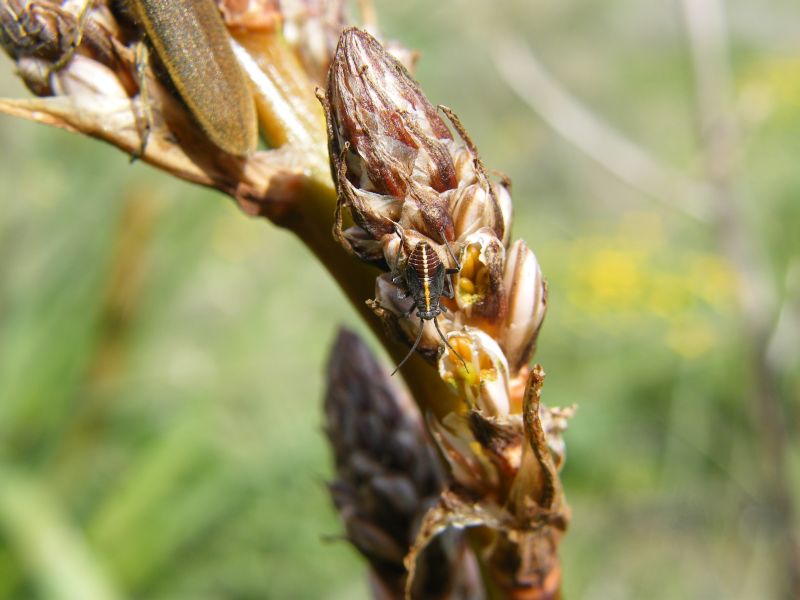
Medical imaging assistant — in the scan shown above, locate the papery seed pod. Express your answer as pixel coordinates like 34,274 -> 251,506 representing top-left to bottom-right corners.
447,163 -> 512,246
382,225 -> 453,275
335,172 -> 403,245
502,240 -> 547,372
493,180 -> 513,247
454,228 -> 507,324
467,410 -> 527,490
539,404 -> 577,470
55,52 -> 131,100
1,0 -> 123,96
438,327 -> 511,417
277,0 -> 348,85
340,225 -> 391,266
427,412 -> 498,492
449,185 -> 496,242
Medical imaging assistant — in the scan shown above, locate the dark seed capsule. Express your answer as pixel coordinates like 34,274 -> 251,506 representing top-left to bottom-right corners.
130,0 -> 258,155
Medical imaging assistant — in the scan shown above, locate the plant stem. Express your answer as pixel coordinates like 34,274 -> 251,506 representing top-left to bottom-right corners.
679,0 -> 800,596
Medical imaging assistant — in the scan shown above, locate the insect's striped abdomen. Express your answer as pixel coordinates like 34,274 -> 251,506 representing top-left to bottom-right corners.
407,241 -> 440,312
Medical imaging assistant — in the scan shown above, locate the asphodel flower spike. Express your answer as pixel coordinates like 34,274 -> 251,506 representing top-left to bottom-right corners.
322,27 -> 572,597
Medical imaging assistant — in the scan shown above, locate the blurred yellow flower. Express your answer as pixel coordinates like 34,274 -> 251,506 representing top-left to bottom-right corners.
666,319 -> 717,358
738,54 -> 800,123
556,212 -> 738,357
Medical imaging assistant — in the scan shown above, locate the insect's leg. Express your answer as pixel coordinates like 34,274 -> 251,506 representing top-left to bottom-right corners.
131,40 -> 153,161
390,221 -> 407,281
438,105 -> 502,222
393,222 -> 406,261
317,87 -> 347,246
47,0 -> 93,73
332,143 -> 355,252
442,271 -> 456,299
437,228 -> 459,299
391,318 -> 426,376
433,317 -> 468,371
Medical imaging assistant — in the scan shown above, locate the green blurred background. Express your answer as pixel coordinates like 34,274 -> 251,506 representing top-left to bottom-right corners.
1,0 -> 798,598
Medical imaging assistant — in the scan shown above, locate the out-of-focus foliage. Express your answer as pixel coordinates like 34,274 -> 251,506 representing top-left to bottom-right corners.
0,0 -> 797,599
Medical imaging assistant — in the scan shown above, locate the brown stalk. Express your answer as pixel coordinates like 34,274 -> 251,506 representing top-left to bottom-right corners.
680,1 -> 800,596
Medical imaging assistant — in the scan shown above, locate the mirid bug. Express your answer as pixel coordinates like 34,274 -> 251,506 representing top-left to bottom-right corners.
127,0 -> 257,156
391,226 -> 468,376
16,0 -> 258,155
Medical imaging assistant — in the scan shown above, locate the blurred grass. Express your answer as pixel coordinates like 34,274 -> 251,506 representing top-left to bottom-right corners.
1,0 -> 799,598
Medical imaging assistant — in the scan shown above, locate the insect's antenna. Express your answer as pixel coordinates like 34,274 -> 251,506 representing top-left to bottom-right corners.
393,221 -> 410,252
433,317 -> 469,372
391,318 -> 426,376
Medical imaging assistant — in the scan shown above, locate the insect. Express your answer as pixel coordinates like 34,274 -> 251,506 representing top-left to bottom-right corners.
126,0 -> 257,156
391,225 -> 469,376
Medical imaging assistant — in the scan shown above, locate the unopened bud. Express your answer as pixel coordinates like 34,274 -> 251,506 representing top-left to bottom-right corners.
324,27 -> 457,243
502,240 -> 547,372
